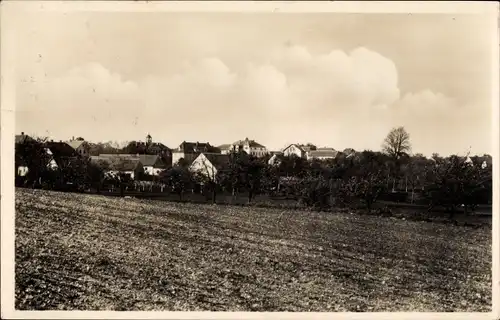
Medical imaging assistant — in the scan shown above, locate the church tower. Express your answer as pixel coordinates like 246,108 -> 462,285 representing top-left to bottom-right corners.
146,133 -> 152,146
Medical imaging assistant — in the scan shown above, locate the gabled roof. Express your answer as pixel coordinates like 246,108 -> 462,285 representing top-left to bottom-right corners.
15,133 -> 34,144
137,155 -> 161,167
148,143 -> 171,153
90,155 -> 104,163
97,154 -> 165,168
269,151 -> 284,156
282,143 -> 317,153
268,153 -> 285,165
67,140 -> 86,150
45,142 -> 78,158
218,144 -> 232,150
317,147 -> 336,151
283,144 -> 305,153
233,138 -> 266,149
343,148 -> 357,157
308,148 -> 338,158
177,141 -> 220,153
109,158 -> 142,172
299,144 -> 316,152
197,153 -> 231,171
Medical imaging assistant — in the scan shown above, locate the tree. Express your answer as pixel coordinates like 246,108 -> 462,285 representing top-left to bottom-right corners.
176,158 -> 190,168
423,154 -> 490,219
244,156 -> 266,203
217,152 -> 245,198
88,142 -> 120,156
335,150 -> 388,211
56,156 -> 92,192
297,173 -> 332,210
15,136 -> 52,188
401,154 -> 432,203
336,173 -> 386,212
160,166 -> 193,200
216,152 -> 266,203
278,154 -> 309,178
87,160 -> 109,193
382,126 -> 412,160
122,141 -> 147,155
260,164 -> 280,195
382,126 -> 412,191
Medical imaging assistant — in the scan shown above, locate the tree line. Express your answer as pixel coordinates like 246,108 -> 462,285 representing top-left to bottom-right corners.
15,127 -> 492,218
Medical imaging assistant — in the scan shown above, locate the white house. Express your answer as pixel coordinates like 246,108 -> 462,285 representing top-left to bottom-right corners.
44,148 -> 59,169
67,139 -> 91,157
282,144 -> 317,158
138,155 -> 167,175
268,153 -> 284,166
230,138 -> 268,157
17,166 -> 29,177
189,153 -> 231,181
107,158 -> 145,180
218,144 -> 232,155
172,141 -> 220,166
282,144 -> 304,158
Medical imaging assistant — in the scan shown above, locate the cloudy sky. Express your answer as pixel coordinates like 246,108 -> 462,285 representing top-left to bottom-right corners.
14,10 -> 495,156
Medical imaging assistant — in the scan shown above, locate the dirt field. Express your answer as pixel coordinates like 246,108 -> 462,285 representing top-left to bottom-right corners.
15,188 -> 492,311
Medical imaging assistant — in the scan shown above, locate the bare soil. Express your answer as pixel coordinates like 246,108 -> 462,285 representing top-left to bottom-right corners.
15,188 -> 492,311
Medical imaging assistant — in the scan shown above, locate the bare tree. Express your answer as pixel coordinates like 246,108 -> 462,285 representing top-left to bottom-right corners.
381,126 -> 411,191
382,126 -> 411,160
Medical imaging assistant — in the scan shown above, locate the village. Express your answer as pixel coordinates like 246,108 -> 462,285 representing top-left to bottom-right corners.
15,127 -> 492,213
15,132 -> 351,183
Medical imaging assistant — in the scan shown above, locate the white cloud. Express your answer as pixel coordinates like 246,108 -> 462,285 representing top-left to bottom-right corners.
393,90 -> 457,117
17,62 -> 143,140
389,89 -> 490,156
266,45 -> 401,113
16,45 -> 491,156
48,62 -> 141,111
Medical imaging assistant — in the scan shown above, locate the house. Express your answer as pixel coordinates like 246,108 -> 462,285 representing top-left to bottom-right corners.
106,158 -> 144,180
268,152 -> 285,166
136,155 -> 167,175
14,134 -> 67,176
282,143 -> 317,159
140,134 -> 172,165
16,158 -> 29,176
230,138 -> 268,157
67,138 -> 91,157
121,134 -> 173,167
172,141 -> 220,166
307,148 -> 339,161
343,148 -> 357,158
44,148 -> 60,170
481,159 -> 492,169
44,141 -> 79,169
97,154 -> 167,176
464,156 -> 473,166
15,132 -> 34,145
147,142 -> 172,166
218,144 -> 233,155
189,153 -> 231,181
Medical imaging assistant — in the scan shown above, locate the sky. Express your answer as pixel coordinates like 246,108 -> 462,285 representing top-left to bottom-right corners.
13,10 -> 495,156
